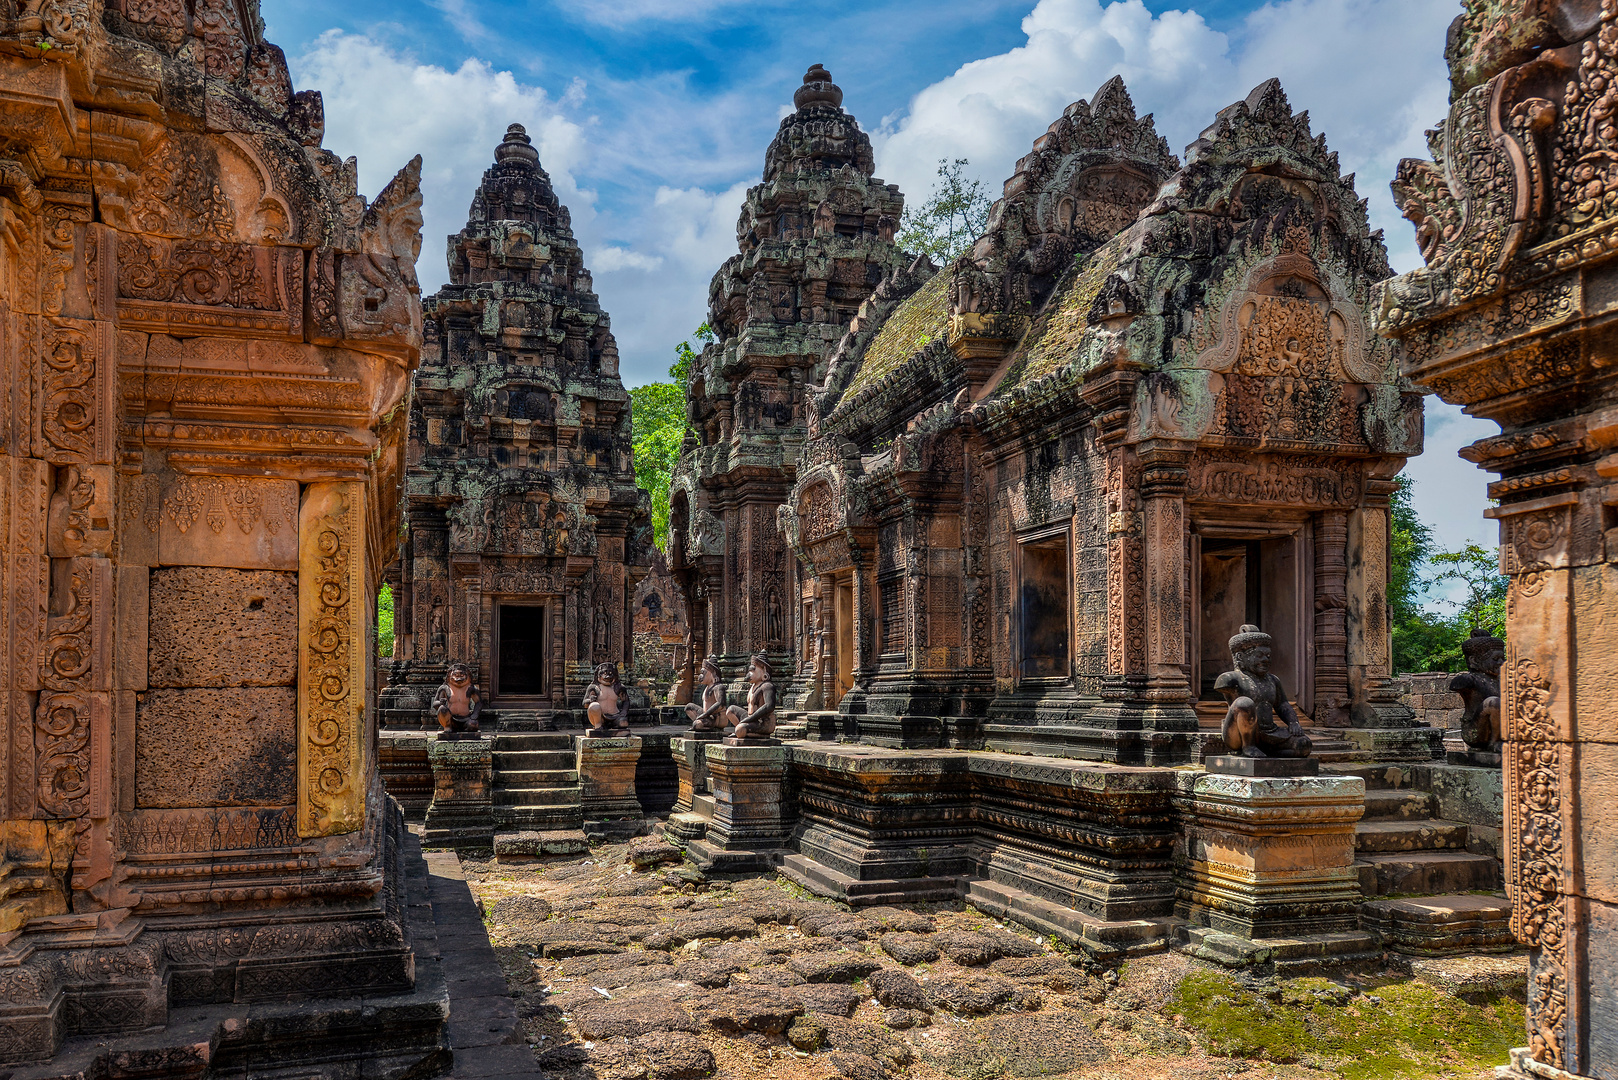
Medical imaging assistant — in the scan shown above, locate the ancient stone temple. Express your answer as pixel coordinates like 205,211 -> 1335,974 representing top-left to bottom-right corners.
781,76 -> 1425,761
0,0 -> 441,1072
383,124 -> 652,731
1377,1 -> 1618,1073
667,64 -> 907,701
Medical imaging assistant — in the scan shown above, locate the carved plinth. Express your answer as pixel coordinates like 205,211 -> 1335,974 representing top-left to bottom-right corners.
378,732 -> 434,819
685,743 -> 793,873
577,736 -> 644,840
670,732 -> 724,813
423,738 -> 494,849
1173,771 -> 1375,972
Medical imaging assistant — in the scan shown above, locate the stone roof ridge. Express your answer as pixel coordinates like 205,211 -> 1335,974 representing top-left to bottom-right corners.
1049,76 -> 1176,175
1182,78 -> 1339,175
762,64 -> 878,182
814,253 -> 938,422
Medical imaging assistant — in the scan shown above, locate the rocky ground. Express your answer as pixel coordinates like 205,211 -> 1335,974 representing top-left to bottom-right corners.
457,835 -> 1526,1080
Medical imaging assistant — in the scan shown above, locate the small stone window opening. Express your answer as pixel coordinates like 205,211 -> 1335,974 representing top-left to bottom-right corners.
1018,533 -> 1070,678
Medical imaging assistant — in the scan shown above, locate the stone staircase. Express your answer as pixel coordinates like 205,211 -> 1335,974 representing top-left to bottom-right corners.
490,730 -> 587,858
1327,764 -> 1514,955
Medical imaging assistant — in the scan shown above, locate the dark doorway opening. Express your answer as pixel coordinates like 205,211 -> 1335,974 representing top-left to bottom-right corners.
498,605 -> 546,696
1019,534 -> 1070,678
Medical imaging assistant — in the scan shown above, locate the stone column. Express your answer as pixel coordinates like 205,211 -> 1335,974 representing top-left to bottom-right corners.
1312,509 -> 1351,727
1346,479 -> 1418,732
423,737 -> 494,849
577,735 -> 644,840
1137,444 -> 1200,747
1174,769 -> 1374,973
1374,7 -> 1618,1068
684,742 -> 792,873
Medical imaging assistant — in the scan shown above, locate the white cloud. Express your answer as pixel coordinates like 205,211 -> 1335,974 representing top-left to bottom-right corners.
872,0 -> 1455,275
592,247 -> 666,273
290,31 -> 593,293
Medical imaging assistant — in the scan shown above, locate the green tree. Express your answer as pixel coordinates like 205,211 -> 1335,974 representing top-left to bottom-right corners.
1431,542 -> 1507,638
1387,474 -> 1507,673
629,323 -> 711,550
898,158 -> 993,264
376,582 -> 394,658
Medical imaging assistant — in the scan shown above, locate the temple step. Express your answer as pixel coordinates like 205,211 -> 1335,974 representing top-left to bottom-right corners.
494,732 -> 576,751
1360,894 -> 1516,956
494,768 -> 578,787
493,786 -> 580,807
493,750 -> 575,769
493,829 -> 589,861
1361,788 -> 1437,819
1354,851 -> 1501,897
1354,817 -> 1469,854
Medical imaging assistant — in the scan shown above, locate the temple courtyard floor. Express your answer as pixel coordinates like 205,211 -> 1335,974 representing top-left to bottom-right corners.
419,828 -> 1528,1080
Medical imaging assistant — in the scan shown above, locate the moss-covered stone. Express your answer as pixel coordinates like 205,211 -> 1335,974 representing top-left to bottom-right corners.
1168,970 -> 1521,1078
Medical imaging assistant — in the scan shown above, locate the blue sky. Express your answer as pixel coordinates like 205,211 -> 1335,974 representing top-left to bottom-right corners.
266,0 -> 1497,581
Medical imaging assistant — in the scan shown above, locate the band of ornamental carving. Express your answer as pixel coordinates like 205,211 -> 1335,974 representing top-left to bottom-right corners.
1185,453 -> 1363,507
298,482 -> 365,837
116,235 -> 304,339
1505,648 -> 1566,1071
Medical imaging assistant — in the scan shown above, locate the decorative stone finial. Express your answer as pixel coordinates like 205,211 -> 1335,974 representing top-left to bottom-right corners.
794,64 -> 843,110
495,122 -> 540,166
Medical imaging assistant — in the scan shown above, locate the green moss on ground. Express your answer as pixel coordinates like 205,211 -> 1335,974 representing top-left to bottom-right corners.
1169,971 -> 1522,1079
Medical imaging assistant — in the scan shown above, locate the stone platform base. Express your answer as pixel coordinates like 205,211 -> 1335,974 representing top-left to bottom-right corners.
1340,726 -> 1443,762
1178,925 -> 1382,976
964,879 -> 1176,962
683,838 -> 783,875
494,829 -> 589,861
778,854 -> 963,907
1497,1047 -> 1596,1079
10,830 -> 450,1080
1361,894 -> 1515,955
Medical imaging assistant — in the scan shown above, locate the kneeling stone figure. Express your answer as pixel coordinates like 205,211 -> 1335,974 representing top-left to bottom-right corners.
1216,624 -> 1312,759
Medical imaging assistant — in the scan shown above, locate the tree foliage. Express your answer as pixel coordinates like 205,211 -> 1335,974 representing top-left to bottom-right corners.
898,158 -> 993,264
1389,474 -> 1507,673
630,323 -> 712,550
376,582 -> 394,658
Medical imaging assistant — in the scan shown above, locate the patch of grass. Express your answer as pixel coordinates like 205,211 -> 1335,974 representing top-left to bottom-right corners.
1169,970 -> 1522,1078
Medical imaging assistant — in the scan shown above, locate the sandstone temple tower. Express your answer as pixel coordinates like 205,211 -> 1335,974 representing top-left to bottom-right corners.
0,0 -> 443,1070
667,65 -> 908,699
384,124 -> 652,729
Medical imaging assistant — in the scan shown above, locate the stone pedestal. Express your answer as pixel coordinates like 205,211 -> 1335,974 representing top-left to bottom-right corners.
685,742 -> 793,873
577,736 -> 645,840
671,731 -> 724,812
379,731 -> 434,818
1174,770 -> 1377,973
423,737 -> 495,849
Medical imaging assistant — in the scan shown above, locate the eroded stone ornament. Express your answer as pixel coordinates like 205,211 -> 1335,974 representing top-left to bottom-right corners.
1450,628 -> 1503,754
725,653 -> 778,742
432,662 -> 483,738
584,661 -> 630,736
1215,625 -> 1313,759
686,656 -> 727,732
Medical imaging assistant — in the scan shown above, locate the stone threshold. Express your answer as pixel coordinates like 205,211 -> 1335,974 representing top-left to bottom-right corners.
1177,925 -> 1383,977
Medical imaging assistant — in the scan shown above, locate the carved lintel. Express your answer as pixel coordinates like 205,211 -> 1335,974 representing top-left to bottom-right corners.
297,480 -> 366,837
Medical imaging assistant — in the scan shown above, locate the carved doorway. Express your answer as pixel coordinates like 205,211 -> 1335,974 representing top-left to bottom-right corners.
1191,531 -> 1310,717
495,603 -> 548,698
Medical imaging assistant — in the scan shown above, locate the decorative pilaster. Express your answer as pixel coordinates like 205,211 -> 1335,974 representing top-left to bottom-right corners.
298,481 -> 367,838
1137,445 -> 1198,735
1312,509 -> 1351,726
